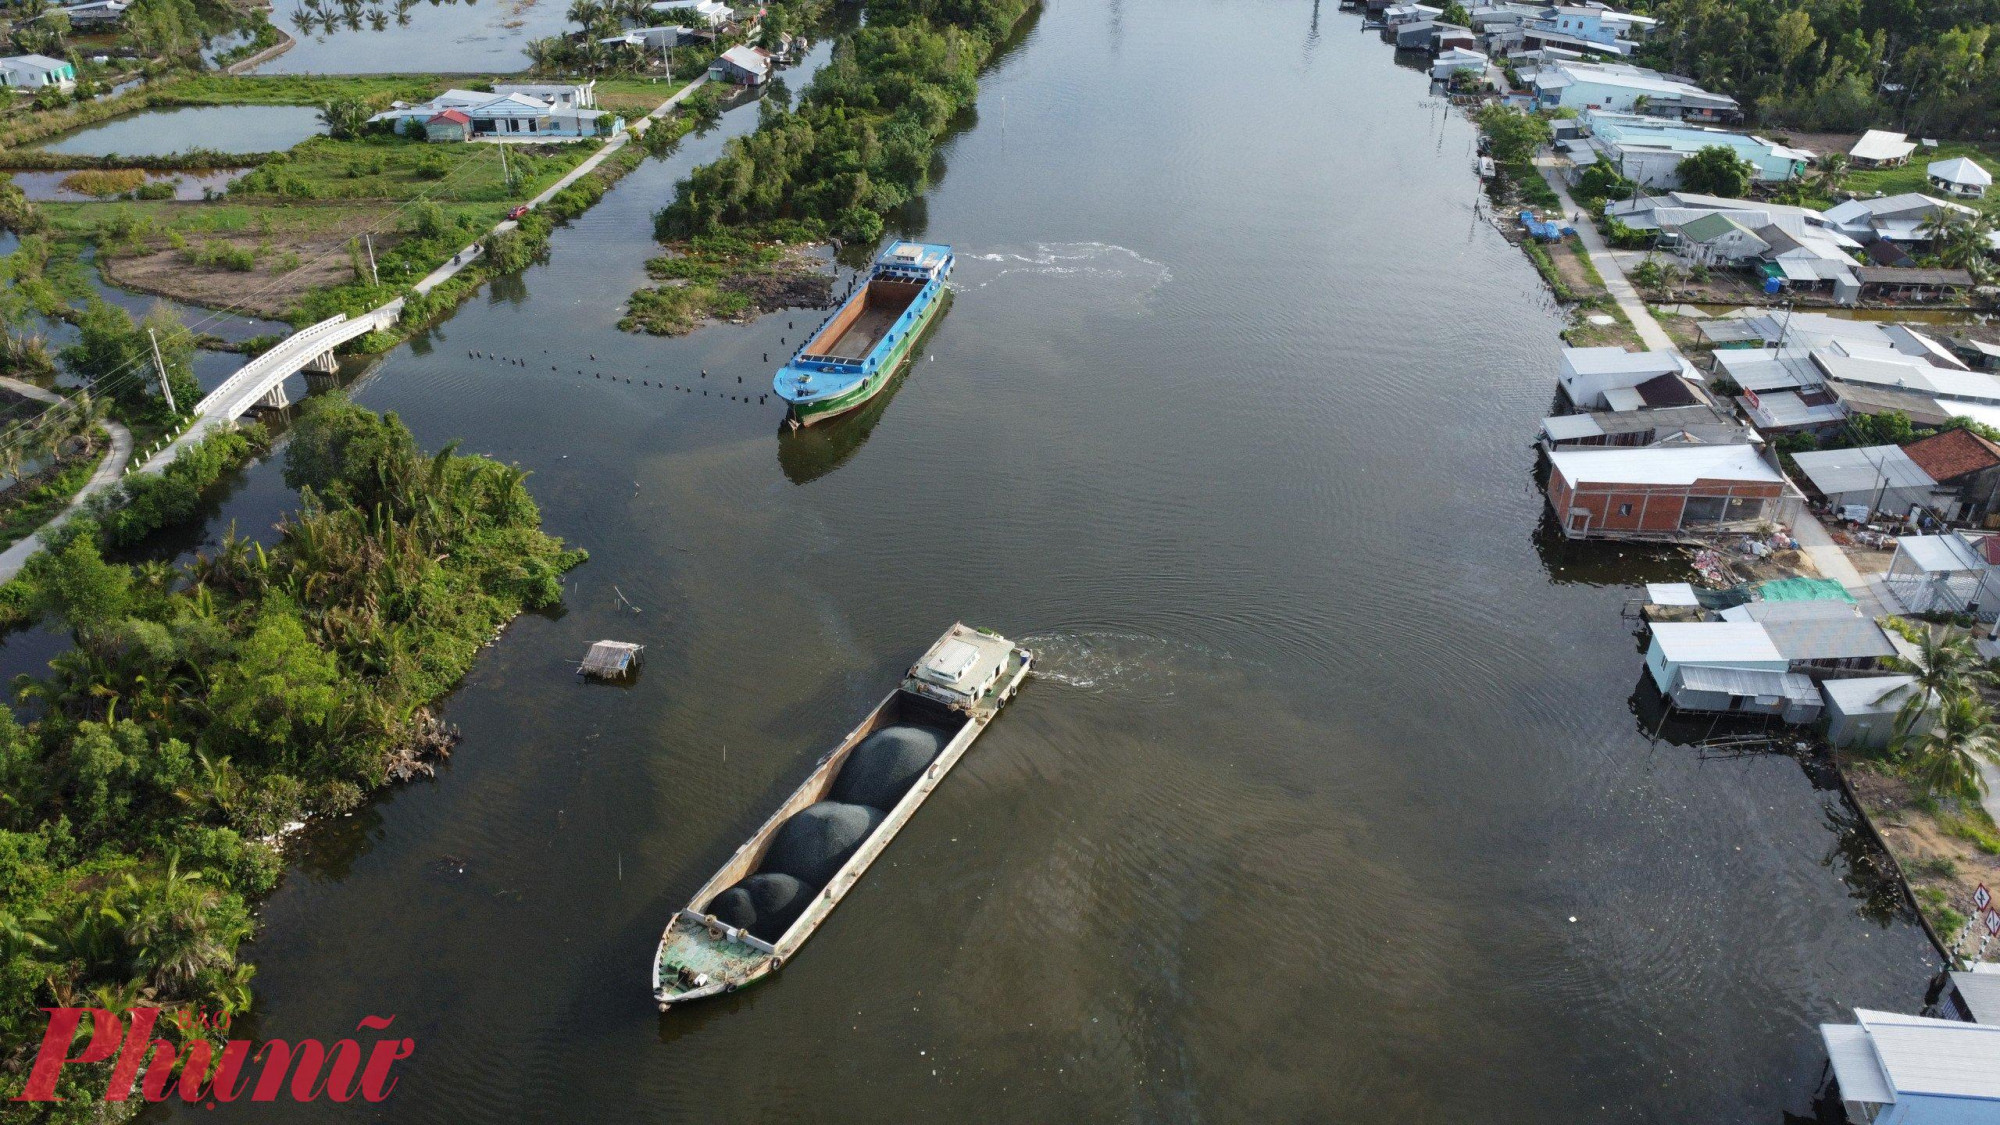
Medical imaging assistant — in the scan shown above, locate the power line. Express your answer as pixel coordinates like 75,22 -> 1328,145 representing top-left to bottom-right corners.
0,138 -> 520,456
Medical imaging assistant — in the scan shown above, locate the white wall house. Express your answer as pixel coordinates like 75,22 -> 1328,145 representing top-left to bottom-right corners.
1927,156 -> 1993,199
1558,346 -> 1696,409
1643,622 -> 1789,693
1821,1009 -> 2000,1124
0,54 -> 77,90
1531,61 -> 1738,123
648,0 -> 732,25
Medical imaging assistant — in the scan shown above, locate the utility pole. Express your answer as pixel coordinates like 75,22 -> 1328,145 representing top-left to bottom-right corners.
500,143 -> 511,190
364,233 -> 380,286
147,327 -> 176,414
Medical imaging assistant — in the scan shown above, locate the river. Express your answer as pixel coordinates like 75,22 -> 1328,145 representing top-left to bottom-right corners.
77,0 -> 1942,1120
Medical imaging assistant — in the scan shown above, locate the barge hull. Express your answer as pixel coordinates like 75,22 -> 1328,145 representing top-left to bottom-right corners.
787,287 -> 948,427
653,626 -> 1030,1009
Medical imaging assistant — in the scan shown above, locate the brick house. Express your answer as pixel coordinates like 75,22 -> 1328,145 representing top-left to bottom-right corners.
1547,445 -> 1795,539
1902,427 -> 2000,523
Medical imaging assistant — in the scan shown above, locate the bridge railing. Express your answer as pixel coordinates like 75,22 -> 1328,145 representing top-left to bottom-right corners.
193,313 -> 351,418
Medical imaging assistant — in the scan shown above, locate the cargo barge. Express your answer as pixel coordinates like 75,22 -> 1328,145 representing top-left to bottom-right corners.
772,241 -> 953,429
651,623 -> 1031,1010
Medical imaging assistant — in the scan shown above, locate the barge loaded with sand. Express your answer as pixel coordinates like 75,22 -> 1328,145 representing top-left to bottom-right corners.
772,241 -> 953,428
651,623 -> 1032,1010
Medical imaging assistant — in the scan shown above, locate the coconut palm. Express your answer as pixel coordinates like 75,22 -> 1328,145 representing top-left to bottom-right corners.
1812,152 -> 1850,196
1922,208 -> 1991,274
1896,692 -> 2000,801
1888,624 -> 1986,743
129,853 -> 249,998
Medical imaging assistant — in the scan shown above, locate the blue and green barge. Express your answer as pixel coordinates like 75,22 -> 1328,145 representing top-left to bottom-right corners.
773,241 -> 953,428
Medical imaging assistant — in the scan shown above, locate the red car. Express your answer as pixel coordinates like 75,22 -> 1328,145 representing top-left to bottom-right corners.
508,204 -> 531,220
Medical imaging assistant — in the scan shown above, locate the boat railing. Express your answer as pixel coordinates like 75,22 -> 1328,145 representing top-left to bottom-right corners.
676,908 -> 779,954
794,353 -> 862,370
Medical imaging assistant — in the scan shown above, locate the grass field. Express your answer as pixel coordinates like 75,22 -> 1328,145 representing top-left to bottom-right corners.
1840,142 -> 2000,217
591,78 -> 693,115
157,74 -> 448,108
229,134 -> 590,204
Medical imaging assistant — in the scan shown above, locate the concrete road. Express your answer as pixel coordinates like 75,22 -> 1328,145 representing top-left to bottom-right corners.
0,377 -> 134,582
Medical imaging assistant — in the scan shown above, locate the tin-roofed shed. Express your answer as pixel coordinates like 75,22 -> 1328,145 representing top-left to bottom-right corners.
1667,664 -> 1821,721
1885,533 -> 2000,618
1788,444 -> 1936,513
581,640 -> 644,679
1941,969 -> 2000,1025
1820,674 -> 1929,750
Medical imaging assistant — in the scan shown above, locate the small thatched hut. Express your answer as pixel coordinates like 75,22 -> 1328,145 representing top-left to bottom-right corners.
580,640 -> 644,680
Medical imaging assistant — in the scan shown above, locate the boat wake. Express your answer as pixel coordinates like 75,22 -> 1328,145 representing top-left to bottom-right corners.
956,242 -> 1171,302
1016,628 -> 1241,703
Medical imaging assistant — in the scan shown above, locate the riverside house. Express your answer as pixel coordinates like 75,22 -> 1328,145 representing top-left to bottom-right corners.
709,45 -> 774,86
1579,112 -> 1811,190
1642,622 -> 1822,720
1528,60 -> 1739,123
1927,156 -> 1993,199
0,54 -> 76,91
1546,445 -> 1796,540
372,84 -> 622,140
1820,1008 -> 2000,1124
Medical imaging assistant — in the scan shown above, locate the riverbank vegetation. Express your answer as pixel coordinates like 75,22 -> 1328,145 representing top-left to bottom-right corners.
0,397 -> 581,1107
623,224 -> 830,335
0,392 -> 113,552
624,0 -> 1036,333
1837,622 -> 2000,940
1633,0 -> 2000,138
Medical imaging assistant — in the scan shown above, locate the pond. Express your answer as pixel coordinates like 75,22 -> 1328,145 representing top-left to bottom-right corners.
34,105 -> 324,157
257,0 -> 571,74
8,168 -> 249,202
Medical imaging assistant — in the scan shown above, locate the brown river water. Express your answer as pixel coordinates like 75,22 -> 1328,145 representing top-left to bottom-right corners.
13,0 -> 1939,1120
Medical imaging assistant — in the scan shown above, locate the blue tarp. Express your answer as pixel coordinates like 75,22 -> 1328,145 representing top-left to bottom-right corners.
1518,210 -> 1576,242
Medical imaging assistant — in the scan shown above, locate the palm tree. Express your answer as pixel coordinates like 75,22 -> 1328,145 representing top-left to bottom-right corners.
1812,152 -> 1850,196
1896,692 -> 2000,801
1921,208 -> 1991,275
1887,624 -> 1985,743
318,96 -> 370,140
129,853 -> 249,998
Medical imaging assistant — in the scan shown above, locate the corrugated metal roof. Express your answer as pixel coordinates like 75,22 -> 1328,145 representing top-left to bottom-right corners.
1760,617 -> 1896,661
1928,156 -> 1992,186
1719,599 -> 1860,624
1853,1008 -> 2000,1100
1649,622 -> 1784,664
1790,445 -> 1935,495
1821,1023 -> 1894,1106
1550,444 -> 1781,486
1851,129 -> 1916,162
1542,414 -> 1605,441
1952,970 -> 2000,1024
1896,533 -> 1989,574
1674,664 -> 1816,699
1561,346 -> 1685,377
1646,582 -> 1701,605
1819,674 -> 1919,714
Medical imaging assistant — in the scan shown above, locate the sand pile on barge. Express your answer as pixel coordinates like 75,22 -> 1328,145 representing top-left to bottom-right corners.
831,724 -> 943,809
706,873 -> 810,940
761,802 -> 886,889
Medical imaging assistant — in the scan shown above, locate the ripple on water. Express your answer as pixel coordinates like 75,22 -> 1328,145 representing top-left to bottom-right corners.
957,241 -> 1172,306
